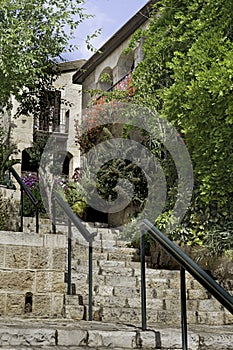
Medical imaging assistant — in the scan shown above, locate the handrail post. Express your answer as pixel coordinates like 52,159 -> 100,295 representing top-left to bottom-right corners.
20,186 -> 23,232
67,219 -> 72,295
141,232 -> 147,330
35,207 -> 39,233
180,266 -> 188,350
88,240 -> 93,321
52,194 -> 56,234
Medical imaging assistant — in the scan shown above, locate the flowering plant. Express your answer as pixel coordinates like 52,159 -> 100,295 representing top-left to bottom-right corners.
22,172 -> 46,216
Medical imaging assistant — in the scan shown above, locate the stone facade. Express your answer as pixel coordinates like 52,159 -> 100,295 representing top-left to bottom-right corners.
4,60 -> 85,181
0,230 -> 67,318
73,1 -> 156,108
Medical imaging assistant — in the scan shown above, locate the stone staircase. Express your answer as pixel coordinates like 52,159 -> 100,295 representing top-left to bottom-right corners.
64,224 -> 233,328
0,220 -> 232,349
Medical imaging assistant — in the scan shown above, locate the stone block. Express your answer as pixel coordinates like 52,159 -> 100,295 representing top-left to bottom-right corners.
6,293 -> 24,316
33,294 -> 51,316
146,298 -> 164,310
158,328 -> 199,350
43,234 -> 66,248
199,328 -> 233,349
5,246 -> 29,269
187,288 -> 209,300
30,247 -> 51,269
36,271 -> 53,293
94,285 -> 114,296
52,248 -> 66,269
0,326 -> 56,346
161,288 -> 180,299
0,246 -> 5,267
146,278 -> 169,289
36,271 -> 64,293
52,272 -> 66,293
72,272 -> 88,285
88,330 -> 136,348
198,299 -> 223,311
74,265 -> 99,274
156,310 -> 181,326
65,305 -> 85,320
138,330 -> 157,348
186,278 -> 206,291
101,306 -> 142,323
224,310 -> 233,324
164,299 -> 181,311
100,266 -> 133,277
57,329 -> 87,346
93,295 -> 126,307
51,294 -> 65,317
104,275 -> 137,287
0,270 -> 35,292
0,231 -> 43,247
107,251 -> 134,262
186,300 -> 199,311
113,286 -> 140,298
98,260 -> 126,269
196,311 -> 225,325
0,293 -> 6,316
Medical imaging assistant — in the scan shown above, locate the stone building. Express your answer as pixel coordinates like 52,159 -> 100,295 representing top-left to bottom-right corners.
4,60 -> 85,179
72,0 -> 156,108
71,1 -> 156,225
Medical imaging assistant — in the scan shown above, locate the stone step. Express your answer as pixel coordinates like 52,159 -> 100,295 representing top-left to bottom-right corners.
0,318 -> 232,349
90,304 -> 233,327
71,247 -> 140,263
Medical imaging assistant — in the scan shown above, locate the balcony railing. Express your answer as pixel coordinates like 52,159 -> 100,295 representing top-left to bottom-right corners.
95,71 -> 135,105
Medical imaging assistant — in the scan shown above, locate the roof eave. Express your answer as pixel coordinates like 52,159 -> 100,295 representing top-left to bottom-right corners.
72,0 -> 156,84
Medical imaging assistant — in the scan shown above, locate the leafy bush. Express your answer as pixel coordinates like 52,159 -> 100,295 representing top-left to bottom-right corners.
0,192 -> 9,230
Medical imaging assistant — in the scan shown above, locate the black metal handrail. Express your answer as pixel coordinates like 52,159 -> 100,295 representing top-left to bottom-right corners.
139,218 -> 233,350
9,167 -> 40,233
52,191 -> 97,321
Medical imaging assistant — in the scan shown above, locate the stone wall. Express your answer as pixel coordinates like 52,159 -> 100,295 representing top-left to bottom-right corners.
0,231 -> 67,318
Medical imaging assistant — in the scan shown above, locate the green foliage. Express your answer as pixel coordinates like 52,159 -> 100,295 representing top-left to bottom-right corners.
200,222 -> 233,258
99,73 -> 112,83
0,0 -> 93,113
129,0 -> 233,243
0,192 -> 9,230
64,180 -> 87,218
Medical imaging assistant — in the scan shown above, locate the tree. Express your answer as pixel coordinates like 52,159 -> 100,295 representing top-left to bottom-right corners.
128,0 -> 233,241
0,0 -> 90,112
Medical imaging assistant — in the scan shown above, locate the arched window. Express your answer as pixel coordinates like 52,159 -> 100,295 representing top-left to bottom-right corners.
97,67 -> 113,91
117,51 -> 135,80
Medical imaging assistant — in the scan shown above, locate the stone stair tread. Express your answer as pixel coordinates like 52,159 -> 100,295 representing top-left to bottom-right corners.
0,318 -> 232,349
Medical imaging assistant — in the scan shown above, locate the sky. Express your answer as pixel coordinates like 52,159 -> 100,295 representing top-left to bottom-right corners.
63,0 -> 149,61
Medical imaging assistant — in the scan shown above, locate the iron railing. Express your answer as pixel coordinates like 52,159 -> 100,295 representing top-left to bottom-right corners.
139,218 -> 233,350
95,70 -> 134,103
52,191 -> 97,321
9,167 -> 40,233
